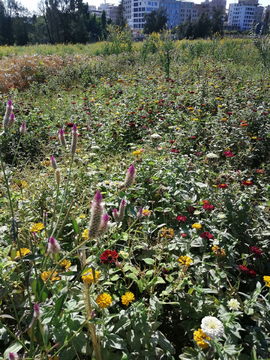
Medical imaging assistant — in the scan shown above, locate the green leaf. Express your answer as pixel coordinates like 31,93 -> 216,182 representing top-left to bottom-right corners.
72,217 -> 79,234
110,275 -> 120,281
148,276 -> 165,287
55,290 -> 68,317
143,258 -> 155,265
4,343 -> 23,359
22,254 -> 44,262
137,279 -> 144,293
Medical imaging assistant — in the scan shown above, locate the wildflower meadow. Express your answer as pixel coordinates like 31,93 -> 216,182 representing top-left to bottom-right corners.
0,32 -> 270,360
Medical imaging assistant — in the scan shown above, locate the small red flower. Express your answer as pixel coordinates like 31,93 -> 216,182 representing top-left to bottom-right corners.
129,122 -> 135,127
187,206 -> 196,214
203,204 -> 215,211
100,250 -> 119,264
170,148 -> 179,153
223,151 -> 234,158
190,136 -> 196,139
176,215 -> 187,223
67,122 -> 74,127
238,265 -> 256,277
242,181 -> 253,186
218,184 -> 228,188
200,232 -> 214,239
249,246 -> 262,258
180,233 -> 187,237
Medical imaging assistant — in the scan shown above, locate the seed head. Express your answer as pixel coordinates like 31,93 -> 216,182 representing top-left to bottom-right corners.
50,156 -> 58,170
59,128 -> 66,147
20,121 -> 26,134
48,236 -> 61,255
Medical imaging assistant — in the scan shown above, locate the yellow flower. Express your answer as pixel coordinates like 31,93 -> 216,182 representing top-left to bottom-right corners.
212,245 -> 226,258
263,276 -> 270,288
121,292 -> 135,306
193,328 -> 210,349
30,223 -> 44,233
192,223 -> 202,230
79,214 -> 86,219
148,76 -> 153,80
82,229 -> 89,240
96,293 -> 112,309
159,227 -> 175,239
132,150 -> 141,156
142,209 -> 151,216
60,259 -> 71,270
178,255 -> 193,267
118,79 -> 123,83
42,160 -> 50,166
16,248 -> 31,259
41,271 -> 60,283
81,269 -> 100,284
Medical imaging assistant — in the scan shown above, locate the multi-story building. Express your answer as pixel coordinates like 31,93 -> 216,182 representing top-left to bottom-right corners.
98,3 -> 118,22
228,0 -> 264,31
130,0 -> 160,30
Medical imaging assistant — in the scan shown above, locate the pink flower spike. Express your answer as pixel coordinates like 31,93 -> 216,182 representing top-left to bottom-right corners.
8,113 -> 16,127
102,213 -> 110,223
20,121 -> 26,134
113,208 -> 118,214
34,302 -> 41,317
50,156 -> 58,170
72,124 -> 77,133
120,198 -> 126,206
7,99 -> 12,107
48,236 -> 61,255
128,164 -> 135,176
94,189 -> 103,203
59,128 -> 66,147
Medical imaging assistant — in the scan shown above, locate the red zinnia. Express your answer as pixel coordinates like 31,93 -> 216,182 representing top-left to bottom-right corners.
223,151 -> 234,157
218,184 -> 228,188
100,250 -> 119,264
238,265 -> 256,277
203,204 -> 215,211
249,246 -> 262,258
242,181 -> 253,186
200,232 -> 214,239
176,215 -> 187,223
180,233 -> 187,237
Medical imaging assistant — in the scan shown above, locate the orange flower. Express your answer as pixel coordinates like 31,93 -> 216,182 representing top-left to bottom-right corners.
241,123 -> 248,127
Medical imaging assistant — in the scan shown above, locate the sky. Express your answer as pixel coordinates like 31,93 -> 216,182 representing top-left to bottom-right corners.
20,0 -> 270,13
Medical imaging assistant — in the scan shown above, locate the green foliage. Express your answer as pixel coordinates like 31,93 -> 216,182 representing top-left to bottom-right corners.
143,7 -> 168,34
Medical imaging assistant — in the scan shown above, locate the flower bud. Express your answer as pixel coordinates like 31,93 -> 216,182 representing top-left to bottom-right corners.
98,213 -> 110,237
55,169 -> 61,186
34,302 -> 41,318
123,164 -> 136,189
43,211 -> 47,227
48,236 -> 61,255
50,156 -> 58,170
20,121 -> 26,134
137,207 -> 143,219
119,198 -> 126,221
71,124 -> 78,158
9,353 -> 17,360
8,113 -> 16,128
88,190 -> 104,239
59,128 -> 66,147
112,208 -> 120,223
3,100 -> 13,129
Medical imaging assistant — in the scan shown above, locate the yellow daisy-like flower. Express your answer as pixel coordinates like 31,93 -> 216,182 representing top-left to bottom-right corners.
192,223 -> 202,230
263,276 -> 270,288
159,227 -> 175,239
193,328 -> 210,349
178,255 -> 193,267
30,223 -> 44,233
132,150 -> 141,156
142,209 -> 151,216
60,259 -> 71,270
41,271 -> 60,284
82,229 -> 89,240
16,248 -> 31,259
118,79 -> 123,83
41,160 -> 50,166
79,214 -> 86,219
212,245 -> 226,258
96,293 -> 112,309
121,292 -> 135,306
81,269 -> 100,284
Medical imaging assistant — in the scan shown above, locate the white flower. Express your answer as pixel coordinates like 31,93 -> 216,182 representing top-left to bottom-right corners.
150,133 -> 161,140
206,153 -> 218,159
194,210 -> 201,215
228,299 -> 240,311
217,213 -> 226,219
201,316 -> 224,340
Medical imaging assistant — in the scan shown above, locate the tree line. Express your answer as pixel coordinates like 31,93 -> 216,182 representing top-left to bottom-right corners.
0,0 -> 110,45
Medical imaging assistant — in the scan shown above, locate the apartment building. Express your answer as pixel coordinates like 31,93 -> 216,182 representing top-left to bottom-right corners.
228,0 -> 264,31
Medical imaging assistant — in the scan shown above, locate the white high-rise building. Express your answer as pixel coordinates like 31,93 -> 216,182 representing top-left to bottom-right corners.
228,0 -> 264,31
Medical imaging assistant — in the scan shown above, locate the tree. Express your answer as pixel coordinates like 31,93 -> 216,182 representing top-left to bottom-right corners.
211,6 -> 224,36
115,0 -> 126,30
143,7 -> 168,34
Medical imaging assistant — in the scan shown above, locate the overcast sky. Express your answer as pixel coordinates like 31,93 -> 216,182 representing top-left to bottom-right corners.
20,0 -> 270,13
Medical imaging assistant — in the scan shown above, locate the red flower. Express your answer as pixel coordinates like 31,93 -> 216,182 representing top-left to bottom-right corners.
176,215 -> 187,223
238,265 -> 256,277
170,140 -> 175,144
200,232 -> 214,239
100,250 -> 119,264
203,204 -> 215,211
249,246 -> 262,258
129,122 -> 135,127
187,206 -> 195,214
223,151 -> 234,157
202,200 -> 209,204
180,233 -> 187,237
218,184 -> 228,188
242,181 -> 253,186
67,122 -> 74,127
170,148 -> 179,153
190,136 -> 196,139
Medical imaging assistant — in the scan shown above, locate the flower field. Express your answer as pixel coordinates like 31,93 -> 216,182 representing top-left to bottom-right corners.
0,34 -> 270,360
